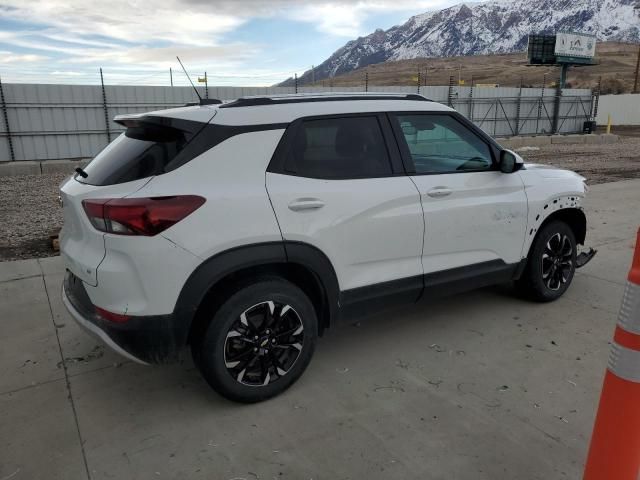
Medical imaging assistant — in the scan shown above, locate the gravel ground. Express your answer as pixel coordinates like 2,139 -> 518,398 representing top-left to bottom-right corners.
1,136 -> 639,262
515,136 -> 640,185
0,173 -> 68,261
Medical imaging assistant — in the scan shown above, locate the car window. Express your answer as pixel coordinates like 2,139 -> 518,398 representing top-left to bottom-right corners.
285,116 -> 392,179
394,114 -> 493,174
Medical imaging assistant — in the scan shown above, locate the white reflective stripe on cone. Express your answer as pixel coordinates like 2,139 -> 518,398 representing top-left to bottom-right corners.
608,342 -> 640,383
618,282 -> 640,334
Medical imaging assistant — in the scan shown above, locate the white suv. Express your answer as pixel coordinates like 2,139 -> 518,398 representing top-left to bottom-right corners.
60,93 -> 595,402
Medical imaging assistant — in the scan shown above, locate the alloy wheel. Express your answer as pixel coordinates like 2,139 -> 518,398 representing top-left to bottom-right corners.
223,301 -> 304,386
541,232 -> 574,291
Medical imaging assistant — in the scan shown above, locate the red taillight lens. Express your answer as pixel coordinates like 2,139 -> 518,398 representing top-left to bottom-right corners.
82,196 -> 205,236
95,306 -> 131,323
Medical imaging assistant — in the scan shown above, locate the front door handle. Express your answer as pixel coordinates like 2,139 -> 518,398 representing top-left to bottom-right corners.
288,198 -> 325,211
426,187 -> 452,198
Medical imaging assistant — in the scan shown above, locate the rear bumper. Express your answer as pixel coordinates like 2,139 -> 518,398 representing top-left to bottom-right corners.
62,271 -> 186,364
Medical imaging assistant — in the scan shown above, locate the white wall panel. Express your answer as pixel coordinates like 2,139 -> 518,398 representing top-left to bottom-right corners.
0,83 -> 596,161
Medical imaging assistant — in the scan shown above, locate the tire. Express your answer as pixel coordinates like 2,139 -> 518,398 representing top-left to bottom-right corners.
516,220 -> 577,302
193,278 -> 317,403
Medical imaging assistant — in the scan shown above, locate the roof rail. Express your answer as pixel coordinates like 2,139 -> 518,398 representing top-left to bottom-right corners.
184,98 -> 223,107
219,93 -> 432,109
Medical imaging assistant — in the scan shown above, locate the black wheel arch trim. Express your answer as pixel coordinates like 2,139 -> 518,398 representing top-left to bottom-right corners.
531,207 -> 587,249
173,241 -> 340,347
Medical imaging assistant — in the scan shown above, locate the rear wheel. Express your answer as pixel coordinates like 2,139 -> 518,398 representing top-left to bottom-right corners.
193,278 -> 317,403
516,221 -> 577,302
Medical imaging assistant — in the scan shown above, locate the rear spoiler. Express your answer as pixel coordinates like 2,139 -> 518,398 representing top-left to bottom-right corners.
113,115 -> 210,142
114,114 -> 185,129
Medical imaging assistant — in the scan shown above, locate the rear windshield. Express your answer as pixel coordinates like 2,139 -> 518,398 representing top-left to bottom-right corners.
78,116 -> 215,186
80,127 -> 192,186
78,116 -> 283,186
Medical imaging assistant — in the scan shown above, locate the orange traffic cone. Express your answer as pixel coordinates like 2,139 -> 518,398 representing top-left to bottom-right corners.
584,228 -> 640,480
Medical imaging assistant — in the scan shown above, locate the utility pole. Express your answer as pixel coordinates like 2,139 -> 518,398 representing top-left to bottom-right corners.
294,73 -> 298,94
311,65 -> 315,86
458,63 -> 462,85
204,71 -> 208,99
365,71 -> 369,92
170,67 -> 173,87
634,45 -> 640,94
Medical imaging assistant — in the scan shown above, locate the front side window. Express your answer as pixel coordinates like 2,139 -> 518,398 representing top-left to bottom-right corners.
394,114 -> 493,174
285,116 -> 392,179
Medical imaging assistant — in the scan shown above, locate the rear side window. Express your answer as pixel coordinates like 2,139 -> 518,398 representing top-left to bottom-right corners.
285,116 -> 392,179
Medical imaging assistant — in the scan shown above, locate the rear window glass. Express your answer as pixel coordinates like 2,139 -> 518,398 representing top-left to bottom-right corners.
285,116 -> 392,179
79,131 -> 189,186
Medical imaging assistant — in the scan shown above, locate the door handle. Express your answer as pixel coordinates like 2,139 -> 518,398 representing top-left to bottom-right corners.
288,198 -> 325,211
426,187 -> 452,198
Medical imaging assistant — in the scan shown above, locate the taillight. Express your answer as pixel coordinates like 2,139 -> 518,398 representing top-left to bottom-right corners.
82,196 -> 205,236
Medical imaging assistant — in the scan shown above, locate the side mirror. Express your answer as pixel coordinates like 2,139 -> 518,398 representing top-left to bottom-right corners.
499,149 -> 523,173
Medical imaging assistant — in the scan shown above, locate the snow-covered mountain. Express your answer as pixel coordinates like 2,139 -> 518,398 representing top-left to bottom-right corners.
283,0 -> 640,85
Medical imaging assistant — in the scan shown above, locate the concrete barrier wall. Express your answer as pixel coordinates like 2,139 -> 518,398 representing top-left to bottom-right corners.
0,83 -> 593,162
596,94 -> 640,126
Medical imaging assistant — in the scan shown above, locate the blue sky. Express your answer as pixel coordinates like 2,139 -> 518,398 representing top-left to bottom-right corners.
0,0 -> 470,86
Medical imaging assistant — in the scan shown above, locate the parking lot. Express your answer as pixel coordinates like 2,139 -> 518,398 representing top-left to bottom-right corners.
1,178 -> 639,480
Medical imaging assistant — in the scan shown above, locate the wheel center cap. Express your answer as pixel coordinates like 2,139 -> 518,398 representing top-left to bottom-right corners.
260,338 -> 269,347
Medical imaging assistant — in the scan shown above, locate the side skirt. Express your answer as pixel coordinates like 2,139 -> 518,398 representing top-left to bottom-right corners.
338,259 -> 522,320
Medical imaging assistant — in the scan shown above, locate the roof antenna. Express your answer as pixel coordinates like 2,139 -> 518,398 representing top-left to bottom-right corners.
176,56 -> 221,105
177,56 -> 201,101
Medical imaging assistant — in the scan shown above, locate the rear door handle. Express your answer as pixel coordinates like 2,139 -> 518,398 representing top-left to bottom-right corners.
426,187 -> 452,198
288,198 -> 325,211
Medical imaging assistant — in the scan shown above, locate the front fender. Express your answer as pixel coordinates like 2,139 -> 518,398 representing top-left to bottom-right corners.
518,167 -> 588,257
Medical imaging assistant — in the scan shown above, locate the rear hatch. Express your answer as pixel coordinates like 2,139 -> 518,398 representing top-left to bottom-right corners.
59,110 -> 215,286
60,177 -> 150,286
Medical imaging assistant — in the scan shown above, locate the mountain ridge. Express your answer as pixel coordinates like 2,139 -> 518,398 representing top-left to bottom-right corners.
281,0 -> 640,86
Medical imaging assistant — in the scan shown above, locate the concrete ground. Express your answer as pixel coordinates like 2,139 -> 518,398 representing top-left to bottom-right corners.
1,179 -> 638,480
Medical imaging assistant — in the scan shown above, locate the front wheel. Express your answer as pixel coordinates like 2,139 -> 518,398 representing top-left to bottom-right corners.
516,221 -> 577,302
193,278 -> 317,403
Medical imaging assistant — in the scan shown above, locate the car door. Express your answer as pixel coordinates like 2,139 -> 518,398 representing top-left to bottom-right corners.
389,112 -> 528,276
266,113 -> 424,297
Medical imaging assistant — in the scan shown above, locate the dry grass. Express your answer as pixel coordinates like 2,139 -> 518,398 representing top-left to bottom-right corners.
314,42 -> 640,92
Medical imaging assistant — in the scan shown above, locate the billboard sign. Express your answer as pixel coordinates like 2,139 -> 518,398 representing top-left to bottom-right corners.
528,35 -> 557,65
554,32 -> 596,59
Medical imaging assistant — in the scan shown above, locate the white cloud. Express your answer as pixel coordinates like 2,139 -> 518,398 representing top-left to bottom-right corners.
0,51 -> 48,63
0,1 -> 245,47
0,0 -> 464,85
287,1 -> 452,37
51,70 -> 85,76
